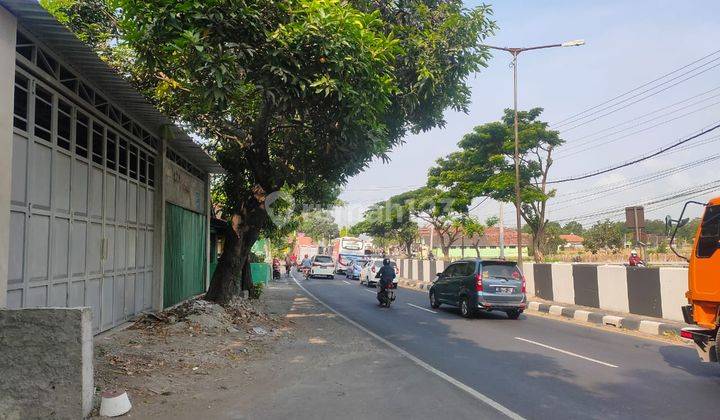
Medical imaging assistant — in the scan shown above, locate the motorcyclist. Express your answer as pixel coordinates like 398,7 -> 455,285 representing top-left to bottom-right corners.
628,250 -> 643,267
375,258 -> 396,306
300,254 -> 312,277
301,254 -> 312,268
284,254 -> 293,277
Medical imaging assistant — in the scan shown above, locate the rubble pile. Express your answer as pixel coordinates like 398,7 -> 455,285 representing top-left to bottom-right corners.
130,296 -> 274,334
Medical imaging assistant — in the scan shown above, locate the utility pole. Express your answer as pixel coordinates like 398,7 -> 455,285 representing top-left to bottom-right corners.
499,202 -> 505,259
482,39 -> 585,267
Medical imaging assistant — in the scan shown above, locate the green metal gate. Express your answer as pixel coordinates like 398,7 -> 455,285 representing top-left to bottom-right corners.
164,203 -> 206,307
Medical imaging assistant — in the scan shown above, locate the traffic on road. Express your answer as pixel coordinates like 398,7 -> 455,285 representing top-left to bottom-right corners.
287,259 -> 720,420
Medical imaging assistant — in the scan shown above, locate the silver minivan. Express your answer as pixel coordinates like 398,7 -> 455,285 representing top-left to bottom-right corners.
429,259 -> 526,319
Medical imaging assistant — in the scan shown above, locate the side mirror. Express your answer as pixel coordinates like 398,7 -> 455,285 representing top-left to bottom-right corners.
664,215 -> 673,236
678,218 -> 690,229
437,272 -> 445,279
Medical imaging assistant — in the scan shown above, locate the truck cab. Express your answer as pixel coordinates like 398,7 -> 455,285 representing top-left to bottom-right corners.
668,197 -> 720,362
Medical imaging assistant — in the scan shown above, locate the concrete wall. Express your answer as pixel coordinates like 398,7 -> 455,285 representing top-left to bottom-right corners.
164,158 -> 206,214
0,307 -> 93,418
397,258 -> 688,322
0,7 -> 17,307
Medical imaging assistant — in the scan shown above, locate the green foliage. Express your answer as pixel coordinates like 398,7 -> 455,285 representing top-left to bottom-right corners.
351,199 -> 418,254
298,210 -> 339,243
249,282 -> 264,300
485,216 -> 499,228
428,108 -> 563,261
388,187 -> 468,257
584,220 -> 626,254
561,221 -> 585,235
49,0 -> 495,297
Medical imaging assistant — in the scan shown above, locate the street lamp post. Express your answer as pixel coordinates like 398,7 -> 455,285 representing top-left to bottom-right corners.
482,39 -> 584,268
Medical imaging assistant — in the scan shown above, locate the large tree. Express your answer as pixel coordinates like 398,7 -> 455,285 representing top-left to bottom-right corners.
298,210 -> 339,245
389,187 -> 468,258
48,0 -> 495,302
351,200 -> 418,256
429,108 -> 563,262
584,220 -> 626,254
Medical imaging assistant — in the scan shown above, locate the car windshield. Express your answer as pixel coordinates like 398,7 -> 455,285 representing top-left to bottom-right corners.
483,263 -> 521,280
314,256 -> 332,263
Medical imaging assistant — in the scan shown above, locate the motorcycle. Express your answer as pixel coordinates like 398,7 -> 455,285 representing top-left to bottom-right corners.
300,266 -> 311,279
377,279 -> 398,308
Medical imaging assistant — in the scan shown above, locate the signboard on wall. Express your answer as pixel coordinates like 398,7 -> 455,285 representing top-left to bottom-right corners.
164,160 -> 206,214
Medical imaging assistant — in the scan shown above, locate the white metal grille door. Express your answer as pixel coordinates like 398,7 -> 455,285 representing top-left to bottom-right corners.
8,33 -> 157,332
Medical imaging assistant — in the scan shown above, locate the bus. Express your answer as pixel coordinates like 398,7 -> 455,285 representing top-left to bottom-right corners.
331,237 -> 365,274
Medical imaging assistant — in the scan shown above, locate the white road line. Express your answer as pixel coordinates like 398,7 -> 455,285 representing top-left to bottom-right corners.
364,289 -> 376,294
342,280 -> 351,285
290,274 -> 525,420
514,337 -> 619,368
407,303 -> 437,314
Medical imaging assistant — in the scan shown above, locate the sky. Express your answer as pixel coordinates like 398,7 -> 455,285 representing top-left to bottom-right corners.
332,0 -> 720,229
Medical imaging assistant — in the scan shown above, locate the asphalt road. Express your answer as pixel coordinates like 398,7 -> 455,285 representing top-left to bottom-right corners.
292,272 -> 720,420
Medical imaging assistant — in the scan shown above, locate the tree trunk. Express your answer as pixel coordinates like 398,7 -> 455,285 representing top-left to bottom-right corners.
206,211 -> 262,304
533,225 -> 545,263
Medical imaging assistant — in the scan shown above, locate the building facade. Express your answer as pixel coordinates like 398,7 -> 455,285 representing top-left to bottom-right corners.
0,1 -> 223,332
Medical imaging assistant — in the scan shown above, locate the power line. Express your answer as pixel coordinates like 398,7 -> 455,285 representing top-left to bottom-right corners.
547,122 -> 720,184
556,100 -> 720,159
552,49 -> 720,128
557,87 -> 720,155
553,179 -> 720,223
551,152 -> 720,207
554,60 -> 720,132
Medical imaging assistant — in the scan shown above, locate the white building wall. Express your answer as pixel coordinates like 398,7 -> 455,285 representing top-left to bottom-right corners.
0,7 -> 17,306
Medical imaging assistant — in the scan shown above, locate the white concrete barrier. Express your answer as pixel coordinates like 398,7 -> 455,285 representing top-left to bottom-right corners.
597,265 -> 630,314
551,263 -> 574,305
659,267 -> 688,322
523,262 -> 535,296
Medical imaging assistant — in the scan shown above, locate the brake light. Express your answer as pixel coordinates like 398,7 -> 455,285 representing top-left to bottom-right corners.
681,329 -> 694,339
371,266 -> 376,273
475,273 -> 483,292
521,274 -> 526,293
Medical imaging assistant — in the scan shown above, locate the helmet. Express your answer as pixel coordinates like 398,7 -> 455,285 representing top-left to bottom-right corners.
630,250 -> 638,256
383,258 -> 390,265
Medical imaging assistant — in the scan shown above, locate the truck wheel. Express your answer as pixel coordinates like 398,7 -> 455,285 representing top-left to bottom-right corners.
715,328 -> 720,363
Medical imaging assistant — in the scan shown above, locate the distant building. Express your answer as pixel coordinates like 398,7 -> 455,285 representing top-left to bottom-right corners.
559,234 -> 584,250
418,226 -> 528,259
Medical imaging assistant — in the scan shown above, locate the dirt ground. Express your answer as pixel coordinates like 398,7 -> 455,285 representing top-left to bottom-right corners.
91,286 -> 294,418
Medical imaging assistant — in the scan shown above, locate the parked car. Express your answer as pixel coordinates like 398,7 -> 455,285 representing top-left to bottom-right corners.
428,259 -> 526,319
345,257 -> 369,280
309,255 -> 335,279
360,258 -> 398,287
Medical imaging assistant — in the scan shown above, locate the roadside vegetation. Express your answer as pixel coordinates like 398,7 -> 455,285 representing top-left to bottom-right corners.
45,0 -> 497,302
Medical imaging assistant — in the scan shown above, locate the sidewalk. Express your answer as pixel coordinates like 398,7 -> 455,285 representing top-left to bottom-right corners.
93,276 -> 503,419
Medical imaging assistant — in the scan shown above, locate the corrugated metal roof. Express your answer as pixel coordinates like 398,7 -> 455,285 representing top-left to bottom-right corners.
1,0 -> 224,174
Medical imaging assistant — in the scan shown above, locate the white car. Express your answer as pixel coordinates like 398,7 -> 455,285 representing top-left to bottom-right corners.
359,258 -> 398,287
309,255 -> 335,279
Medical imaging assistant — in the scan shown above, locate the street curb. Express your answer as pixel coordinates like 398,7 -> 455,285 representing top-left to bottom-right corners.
396,279 -> 684,338
527,300 -> 683,338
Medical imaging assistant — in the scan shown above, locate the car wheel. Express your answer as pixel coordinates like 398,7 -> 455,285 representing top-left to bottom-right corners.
429,291 -> 441,309
460,297 -> 475,318
507,310 -> 521,320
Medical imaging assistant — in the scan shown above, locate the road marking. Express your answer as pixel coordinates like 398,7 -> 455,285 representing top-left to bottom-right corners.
290,274 -> 525,420
364,289 -> 376,294
514,337 -> 619,368
406,303 -> 437,314
342,280 -> 351,285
